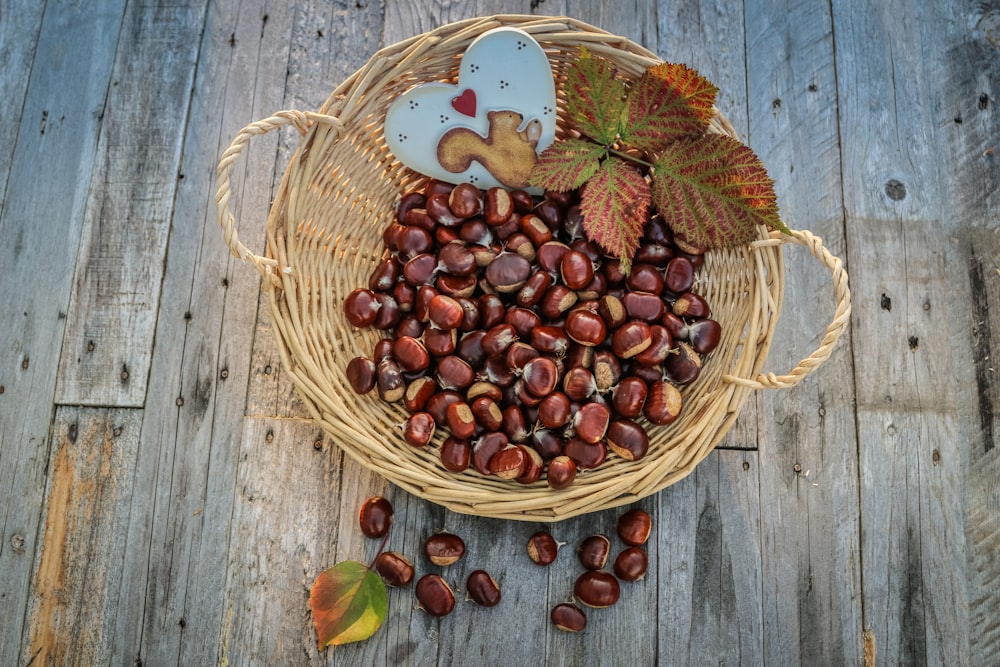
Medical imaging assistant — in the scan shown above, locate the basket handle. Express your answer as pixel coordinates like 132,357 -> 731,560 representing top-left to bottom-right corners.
723,228 -> 851,390
214,110 -> 343,285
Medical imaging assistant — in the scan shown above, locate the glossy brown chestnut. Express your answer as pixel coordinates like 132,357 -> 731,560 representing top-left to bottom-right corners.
343,287 -> 380,327
626,263 -> 665,294
562,366 -> 597,402
664,342 -> 702,386
536,240 -> 571,274
394,314 -> 424,339
577,534 -> 611,570
445,401 -> 477,440
424,532 -> 466,566
522,357 -> 559,397
368,257 -> 401,292
560,250 -> 595,290
403,253 -> 438,286
358,496 -> 393,538
396,225 -> 434,258
673,291 -> 711,319
403,376 -> 437,413
565,308 -> 607,346
687,318 -> 722,355
563,437 -> 607,470
424,326 -> 458,357
426,389 -> 463,426
517,270 -> 553,307
482,322 -> 518,356
551,603 -> 587,632
436,273 -> 477,301
591,350 -> 622,393
539,284 -> 578,320
435,355 -> 475,391
572,402 -> 610,444
622,290 -> 666,322
531,325 -> 570,356
644,380 -> 683,425
372,293 -> 401,330
427,294 -> 464,330
664,256 -> 696,294
466,570 -> 502,607
519,213 -> 553,247
485,187 -> 514,225
611,377 -> 648,419
375,551 -> 415,587
613,546 -> 648,581
501,403 -> 530,443
448,182 -> 482,218
516,445 -> 544,484
597,294 -> 627,330
346,356 -> 377,394
473,431 -> 509,475
393,336 -> 430,373
440,435 -> 472,472
574,570 -> 621,608
488,444 -> 528,479
617,508 -> 653,546
606,418 -> 650,461
527,531 -> 561,566
437,242 -> 477,277
376,358 -> 405,403
611,320 -> 653,358
415,574 -> 456,617
546,455 -> 578,489
531,428 -> 563,460
402,411 -> 436,447
505,341 -> 540,372
538,391 -> 572,429
395,190 -> 426,224
470,396 -> 503,431
633,324 -> 673,367
504,306 -> 542,340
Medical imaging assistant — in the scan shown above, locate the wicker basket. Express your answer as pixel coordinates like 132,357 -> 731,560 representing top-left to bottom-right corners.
215,15 -> 851,522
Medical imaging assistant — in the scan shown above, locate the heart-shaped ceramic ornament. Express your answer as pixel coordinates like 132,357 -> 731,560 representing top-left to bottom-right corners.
384,27 -> 557,191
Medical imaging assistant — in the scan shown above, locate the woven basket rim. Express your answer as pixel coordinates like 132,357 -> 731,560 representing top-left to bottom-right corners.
215,15 -> 852,521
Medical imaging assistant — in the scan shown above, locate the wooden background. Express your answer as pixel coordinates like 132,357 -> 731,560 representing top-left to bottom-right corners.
1,0 -> 997,664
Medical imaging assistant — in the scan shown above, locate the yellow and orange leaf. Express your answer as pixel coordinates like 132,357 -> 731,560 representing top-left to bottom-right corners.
309,561 -> 388,649
623,63 -> 718,153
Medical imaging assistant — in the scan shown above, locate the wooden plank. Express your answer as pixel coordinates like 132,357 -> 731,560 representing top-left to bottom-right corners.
22,408 -> 143,665
832,0 -> 996,663
103,1 -> 300,664
216,417 -> 389,665
53,0 -> 209,407
0,3 -> 125,664
657,450 -> 763,664
741,1 -> 863,665
0,1 -> 45,206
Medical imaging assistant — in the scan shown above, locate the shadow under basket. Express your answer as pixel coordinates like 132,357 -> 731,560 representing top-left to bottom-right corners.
216,15 -> 851,522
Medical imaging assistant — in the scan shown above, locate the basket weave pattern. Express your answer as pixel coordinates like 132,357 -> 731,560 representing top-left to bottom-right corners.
216,15 -> 851,521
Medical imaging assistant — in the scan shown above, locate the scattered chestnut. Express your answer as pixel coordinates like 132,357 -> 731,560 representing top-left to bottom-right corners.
522,357 -> 559,398
644,380 -> 683,425
466,570 -> 502,607
611,320 -> 653,358
551,603 -> 587,632
572,402 -> 610,444
343,288 -> 380,328
611,377 -> 647,419
424,532 -> 466,566
565,308 -> 607,347
428,294 -> 464,330
688,318 -> 722,355
375,551 -> 415,587
415,574 -> 456,616
393,335 -> 430,373
485,252 -> 531,292
489,444 -> 528,479
574,570 -> 621,608
485,187 -> 514,225
440,435 -> 472,472
606,418 -> 650,461
613,546 -> 648,581
527,531 -> 561,566
560,250 -> 595,290
673,291 -> 711,319
617,508 -> 652,546
375,358 -> 405,403
358,496 -> 393,538
577,534 -> 611,570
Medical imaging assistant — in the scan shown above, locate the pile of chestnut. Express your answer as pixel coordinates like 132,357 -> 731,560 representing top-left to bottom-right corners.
343,180 -> 721,488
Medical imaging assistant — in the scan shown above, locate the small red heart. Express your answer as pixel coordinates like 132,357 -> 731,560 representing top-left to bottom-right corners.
451,89 -> 477,117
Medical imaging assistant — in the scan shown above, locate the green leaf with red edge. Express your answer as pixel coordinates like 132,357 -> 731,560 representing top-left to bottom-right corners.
579,157 -> 652,272
309,561 -> 388,649
566,47 -> 627,144
529,138 -> 606,192
623,62 -> 719,153
651,133 -> 786,250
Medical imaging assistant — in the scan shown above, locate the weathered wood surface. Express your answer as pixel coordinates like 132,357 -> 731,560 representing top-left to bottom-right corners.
0,1 -> 996,665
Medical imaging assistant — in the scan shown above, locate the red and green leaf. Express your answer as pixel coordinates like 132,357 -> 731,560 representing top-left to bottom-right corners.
309,561 -> 388,649
529,138 -> 605,192
579,157 -> 652,272
565,47 -> 627,144
622,63 -> 719,153
651,133 -> 784,250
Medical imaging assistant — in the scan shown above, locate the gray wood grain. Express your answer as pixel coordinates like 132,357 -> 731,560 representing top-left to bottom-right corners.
53,0 -> 208,407
0,3 -> 125,664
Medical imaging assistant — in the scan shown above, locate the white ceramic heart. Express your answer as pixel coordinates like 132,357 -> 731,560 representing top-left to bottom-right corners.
384,27 -> 557,191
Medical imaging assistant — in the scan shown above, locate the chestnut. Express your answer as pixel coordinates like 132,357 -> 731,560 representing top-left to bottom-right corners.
358,496 -> 393,538
375,551 -> 415,587
633,324 -> 673,367
375,358 -> 405,403
644,380 -> 683,425
489,444 -> 528,479
626,263 -> 665,294
424,325 -> 458,357
516,445 -> 544,484
611,377 -> 647,419
403,376 -> 437,413
427,294 -> 464,330
426,389 -> 463,426
536,240 -> 571,274
551,603 -> 587,632
664,342 -> 702,386
505,232 -> 537,261
482,322 -> 518,356
395,190 -> 426,224
519,213 -> 553,247
613,546 -> 648,581
527,530 -> 561,566
611,320 -> 653,358
622,290 -> 666,322
572,402 -> 610,444
538,391 -> 572,429
485,187 -> 514,225
368,257 -> 401,292
466,570 -> 502,607
617,508 -> 652,546
539,284 -> 578,320
565,309 -> 607,347
424,532 -> 466,566
372,293 -> 401,330
607,419 -> 650,461
591,350 -> 622,393
346,356 -> 377,394
415,574 -> 456,616
473,431 -> 509,475
517,270 -> 553,307
673,291 -> 711,319
445,401 -> 477,440
522,357 -> 559,398
485,252 -> 531,292
448,182 -> 482,218
577,534 -> 611,570
688,318 -> 722,355
393,336 -> 430,373
471,396 -> 503,431
403,253 -> 438,286
562,366 -> 597,402
546,455 -> 577,489
402,411 -> 436,447
435,355 -> 475,391
664,256 -> 695,294
563,437 -> 607,470
440,435 -> 472,472
531,325 -> 570,356
574,570 -> 621,608
343,287 -> 380,327
532,428 -> 563,460
560,250 -> 595,290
